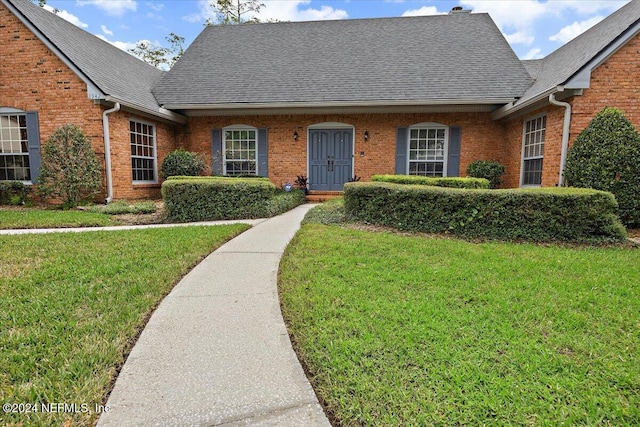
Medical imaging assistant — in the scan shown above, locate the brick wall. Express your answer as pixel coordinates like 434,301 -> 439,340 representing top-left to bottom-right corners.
185,112 -> 506,188
569,33 -> 640,138
1,3 -> 176,200
501,106 -> 566,188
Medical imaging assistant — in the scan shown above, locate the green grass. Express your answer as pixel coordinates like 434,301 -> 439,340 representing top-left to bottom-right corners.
279,224 -> 640,426
0,209 -> 113,229
0,224 -> 249,426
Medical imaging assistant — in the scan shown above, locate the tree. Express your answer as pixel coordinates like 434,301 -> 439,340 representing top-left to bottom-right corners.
128,32 -> 185,69
564,107 -> 640,227
32,0 -> 59,13
36,124 -> 102,207
206,0 -> 265,25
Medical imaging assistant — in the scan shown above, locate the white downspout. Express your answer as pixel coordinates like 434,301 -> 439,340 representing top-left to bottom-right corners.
548,91 -> 572,186
102,102 -> 120,203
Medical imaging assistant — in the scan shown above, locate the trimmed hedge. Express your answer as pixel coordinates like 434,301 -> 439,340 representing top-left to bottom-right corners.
466,160 -> 505,189
372,174 -> 489,189
160,149 -> 206,179
162,177 -> 304,222
0,181 -> 30,205
344,182 -> 626,243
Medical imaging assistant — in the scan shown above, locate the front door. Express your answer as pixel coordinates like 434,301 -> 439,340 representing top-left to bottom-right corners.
309,129 -> 353,191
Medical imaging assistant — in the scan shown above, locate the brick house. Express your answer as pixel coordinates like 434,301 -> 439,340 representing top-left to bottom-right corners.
2,0 -> 639,200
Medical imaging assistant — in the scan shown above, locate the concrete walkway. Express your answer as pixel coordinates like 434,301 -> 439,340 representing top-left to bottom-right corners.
97,204 -> 331,427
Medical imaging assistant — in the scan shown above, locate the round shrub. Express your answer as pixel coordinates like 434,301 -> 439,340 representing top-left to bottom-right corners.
36,124 -> 102,207
161,149 -> 205,179
564,107 -> 640,227
466,160 -> 505,189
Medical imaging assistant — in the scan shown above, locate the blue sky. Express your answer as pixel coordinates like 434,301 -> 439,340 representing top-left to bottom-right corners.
42,0 -> 631,61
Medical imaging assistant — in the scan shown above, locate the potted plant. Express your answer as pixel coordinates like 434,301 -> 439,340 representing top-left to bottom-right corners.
294,175 -> 309,194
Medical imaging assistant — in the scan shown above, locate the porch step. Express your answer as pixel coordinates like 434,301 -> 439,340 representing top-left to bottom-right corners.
305,191 -> 343,203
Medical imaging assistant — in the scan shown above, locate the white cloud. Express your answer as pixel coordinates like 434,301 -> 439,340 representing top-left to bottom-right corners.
461,0 -> 549,30
401,6 -> 446,17
183,0 -> 348,24
95,34 -> 138,52
522,47 -> 543,60
43,5 -> 88,28
504,30 -> 534,45
549,16 -> 604,43
77,0 -> 137,16
146,2 -> 164,12
182,0 -> 215,23
550,0 -> 629,15
100,24 -> 114,36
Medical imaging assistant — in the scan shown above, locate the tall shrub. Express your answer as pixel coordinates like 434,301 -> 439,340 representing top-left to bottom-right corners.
466,160 -> 505,189
160,149 -> 205,179
36,124 -> 102,207
564,107 -> 640,226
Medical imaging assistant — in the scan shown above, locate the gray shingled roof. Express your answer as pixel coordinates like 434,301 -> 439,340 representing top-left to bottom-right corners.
153,13 -> 532,107
5,0 -> 163,114
515,0 -> 640,106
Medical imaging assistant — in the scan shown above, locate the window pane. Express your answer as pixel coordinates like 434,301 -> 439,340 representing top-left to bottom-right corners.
522,115 -> 546,185
408,126 -> 447,178
224,127 -> 258,175
0,113 -> 31,181
130,120 -> 156,182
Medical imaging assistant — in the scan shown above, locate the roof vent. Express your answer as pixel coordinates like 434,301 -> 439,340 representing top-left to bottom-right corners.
449,6 -> 471,14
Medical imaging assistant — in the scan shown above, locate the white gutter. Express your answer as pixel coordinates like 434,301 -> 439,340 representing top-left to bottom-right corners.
105,96 -> 187,124
548,89 -> 572,186
161,98 -> 517,111
102,102 -> 121,204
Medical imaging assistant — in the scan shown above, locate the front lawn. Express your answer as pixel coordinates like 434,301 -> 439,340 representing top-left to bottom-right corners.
0,224 -> 249,427
0,208 -> 113,229
279,224 -> 640,426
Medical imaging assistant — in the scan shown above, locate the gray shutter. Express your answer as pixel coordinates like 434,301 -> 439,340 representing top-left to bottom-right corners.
26,111 -> 42,182
395,127 -> 408,175
447,126 -> 461,177
211,129 -> 223,175
257,128 -> 268,177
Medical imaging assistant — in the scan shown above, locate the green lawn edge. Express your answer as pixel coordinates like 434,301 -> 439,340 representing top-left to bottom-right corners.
0,224 -> 249,426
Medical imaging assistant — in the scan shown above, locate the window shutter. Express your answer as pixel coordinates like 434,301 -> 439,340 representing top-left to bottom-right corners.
26,111 -> 42,182
447,126 -> 461,177
257,128 -> 268,177
395,127 -> 408,174
211,129 -> 223,175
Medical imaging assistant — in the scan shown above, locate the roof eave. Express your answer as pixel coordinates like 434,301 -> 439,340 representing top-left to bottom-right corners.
162,98 -> 517,110
105,96 -> 188,124
564,23 -> 640,90
162,98 -> 517,116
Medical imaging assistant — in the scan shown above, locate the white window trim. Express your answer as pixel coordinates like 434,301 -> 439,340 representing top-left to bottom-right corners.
130,118 -> 158,184
406,122 -> 449,177
520,113 -> 546,187
222,125 -> 259,176
0,111 -> 32,183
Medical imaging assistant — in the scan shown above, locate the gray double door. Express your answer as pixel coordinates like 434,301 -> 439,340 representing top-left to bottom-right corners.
308,129 -> 353,191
